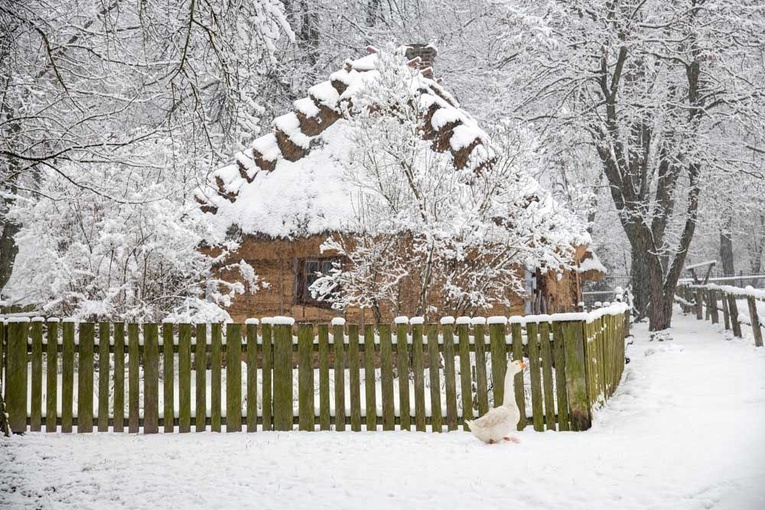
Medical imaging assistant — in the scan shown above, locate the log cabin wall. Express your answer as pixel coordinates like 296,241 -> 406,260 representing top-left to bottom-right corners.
215,235 -> 589,323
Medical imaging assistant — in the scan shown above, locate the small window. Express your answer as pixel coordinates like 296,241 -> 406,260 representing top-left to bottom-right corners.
294,257 -> 341,308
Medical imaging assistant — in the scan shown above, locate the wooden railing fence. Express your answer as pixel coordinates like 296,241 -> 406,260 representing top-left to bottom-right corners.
676,283 -> 764,347
1,305 -> 630,435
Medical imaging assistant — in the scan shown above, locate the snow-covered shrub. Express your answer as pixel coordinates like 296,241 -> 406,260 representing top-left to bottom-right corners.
4,161 -> 261,322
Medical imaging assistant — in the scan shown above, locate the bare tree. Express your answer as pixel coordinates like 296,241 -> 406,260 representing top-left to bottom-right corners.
496,0 -> 765,330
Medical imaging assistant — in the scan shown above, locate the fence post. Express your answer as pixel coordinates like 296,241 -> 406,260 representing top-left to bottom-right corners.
560,318 -> 591,431
721,292 -> 731,331
695,289 -> 704,320
488,320 -> 507,407
727,294 -> 742,338
6,319 -> 28,433
704,289 -> 712,321
456,319 -> 472,431
510,321 -> 527,430
78,323 -> 95,433
226,323 -> 243,432
333,320 -> 346,431
747,296 -> 763,347
144,323 -> 159,434
710,289 -> 719,324
272,319 -> 294,431
297,323 -> 314,432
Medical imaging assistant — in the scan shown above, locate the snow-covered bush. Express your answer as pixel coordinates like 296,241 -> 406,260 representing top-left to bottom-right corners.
4,161 -> 261,322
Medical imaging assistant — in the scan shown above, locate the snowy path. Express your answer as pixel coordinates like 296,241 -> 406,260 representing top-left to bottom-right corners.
2,309 -> 765,509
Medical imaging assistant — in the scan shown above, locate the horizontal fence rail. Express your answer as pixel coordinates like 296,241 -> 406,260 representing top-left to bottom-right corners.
1,306 -> 630,435
676,283 -> 764,347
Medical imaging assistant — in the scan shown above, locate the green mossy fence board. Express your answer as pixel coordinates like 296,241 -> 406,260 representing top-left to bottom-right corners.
473,323 -> 489,416
379,324 -> 395,431
30,321 -> 43,432
561,320 -> 590,431
318,325 -> 330,431
144,324 -> 159,434
511,323 -> 526,430
261,323 -> 272,431
98,323 -> 110,432
457,323 -> 472,431
178,323 -> 191,433
333,323 -> 346,431
539,321 -> 556,431
246,322 -> 258,432
348,325 -> 361,432
489,322 -> 506,407
62,322 -> 75,433
196,324 -> 207,433
6,321 -> 27,433
272,323 -> 293,431
427,325 -> 443,432
226,323 -> 242,432
552,322 -> 570,431
128,323 -> 140,433
112,323 -> 125,433
298,324 -> 315,431
526,322 -> 544,432
364,324 -> 377,431
78,323 -> 94,433
411,324 -> 426,432
162,323 -> 174,433
211,323 -> 222,432
442,323 -> 457,431
395,322 -> 410,431
46,322 -> 58,433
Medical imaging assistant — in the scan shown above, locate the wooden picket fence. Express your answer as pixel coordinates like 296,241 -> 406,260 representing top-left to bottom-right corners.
676,283 -> 764,347
1,305 -> 630,435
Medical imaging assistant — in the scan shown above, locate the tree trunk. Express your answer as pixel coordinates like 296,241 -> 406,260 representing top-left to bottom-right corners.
630,249 -> 651,319
748,213 -> 764,275
0,219 -> 18,292
719,221 -> 735,276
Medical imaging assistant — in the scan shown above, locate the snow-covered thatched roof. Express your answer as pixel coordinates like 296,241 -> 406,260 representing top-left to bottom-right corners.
195,45 -> 500,241
195,45 -> 588,252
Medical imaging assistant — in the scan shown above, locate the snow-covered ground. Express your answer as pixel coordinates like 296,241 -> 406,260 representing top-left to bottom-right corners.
2,307 -> 764,509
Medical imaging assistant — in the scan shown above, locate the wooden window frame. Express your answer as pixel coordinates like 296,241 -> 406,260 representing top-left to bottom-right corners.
294,256 -> 342,309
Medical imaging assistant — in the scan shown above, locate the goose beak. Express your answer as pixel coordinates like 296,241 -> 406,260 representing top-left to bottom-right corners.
520,361 -> 528,370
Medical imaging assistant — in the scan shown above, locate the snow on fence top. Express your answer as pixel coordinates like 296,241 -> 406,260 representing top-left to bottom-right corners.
684,260 -> 717,271
686,282 -> 765,301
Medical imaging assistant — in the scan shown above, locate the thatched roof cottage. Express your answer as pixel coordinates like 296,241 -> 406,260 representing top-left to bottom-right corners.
196,45 -> 603,323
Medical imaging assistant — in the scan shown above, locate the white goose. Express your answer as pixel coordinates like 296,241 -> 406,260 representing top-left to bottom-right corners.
466,359 -> 527,444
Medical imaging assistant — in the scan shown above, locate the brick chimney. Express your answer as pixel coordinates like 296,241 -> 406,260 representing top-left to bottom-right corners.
404,44 -> 437,79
